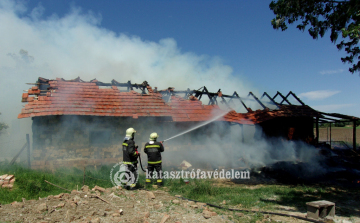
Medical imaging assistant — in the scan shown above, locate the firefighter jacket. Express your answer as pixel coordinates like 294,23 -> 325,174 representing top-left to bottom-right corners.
144,141 -> 164,164
122,138 -> 138,164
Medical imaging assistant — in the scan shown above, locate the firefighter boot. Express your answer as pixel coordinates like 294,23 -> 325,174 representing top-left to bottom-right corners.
129,183 -> 137,190
156,179 -> 163,187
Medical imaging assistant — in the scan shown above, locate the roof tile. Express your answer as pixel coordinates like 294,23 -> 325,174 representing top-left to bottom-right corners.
19,78 -> 316,125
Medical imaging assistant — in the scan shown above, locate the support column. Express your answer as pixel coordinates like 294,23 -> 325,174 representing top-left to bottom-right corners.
240,124 -> 245,143
327,126 -> 328,142
316,117 -> 319,144
353,120 -> 357,151
329,123 -> 332,148
26,134 -> 31,168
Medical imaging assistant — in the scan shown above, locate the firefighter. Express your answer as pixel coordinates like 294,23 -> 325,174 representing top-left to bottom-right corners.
122,127 -> 139,190
144,132 -> 164,187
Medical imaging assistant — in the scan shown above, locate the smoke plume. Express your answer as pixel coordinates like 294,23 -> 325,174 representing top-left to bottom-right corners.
0,0 -> 324,178
0,0 -> 255,157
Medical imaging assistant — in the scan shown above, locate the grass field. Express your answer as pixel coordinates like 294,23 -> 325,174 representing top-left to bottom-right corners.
316,127 -> 359,144
0,162 -> 359,221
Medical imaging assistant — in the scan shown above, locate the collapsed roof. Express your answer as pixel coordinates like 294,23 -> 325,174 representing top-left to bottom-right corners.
18,77 -> 359,125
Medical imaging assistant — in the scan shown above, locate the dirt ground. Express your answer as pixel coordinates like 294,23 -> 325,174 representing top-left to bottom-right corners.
213,179 -> 360,223
0,184 -> 359,223
0,185 -> 230,223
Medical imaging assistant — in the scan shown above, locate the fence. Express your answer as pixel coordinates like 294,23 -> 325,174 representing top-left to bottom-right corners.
8,134 -> 31,168
316,128 -> 359,150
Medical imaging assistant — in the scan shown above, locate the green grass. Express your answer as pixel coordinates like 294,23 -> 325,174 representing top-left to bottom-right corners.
157,178 -> 359,218
1,163 -> 359,219
0,161 -> 114,204
160,178 -> 303,210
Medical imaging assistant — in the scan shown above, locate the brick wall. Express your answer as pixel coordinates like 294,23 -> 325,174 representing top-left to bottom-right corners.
31,116 -> 147,169
30,115 -> 231,170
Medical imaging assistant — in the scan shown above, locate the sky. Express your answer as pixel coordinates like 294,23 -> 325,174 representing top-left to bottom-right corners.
0,0 -> 359,131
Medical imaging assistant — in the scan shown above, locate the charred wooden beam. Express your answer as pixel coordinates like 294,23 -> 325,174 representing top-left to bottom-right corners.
318,117 -> 344,122
94,80 -> 149,93
273,91 -> 292,105
202,86 -> 217,105
220,96 -> 231,108
289,91 -> 305,106
319,112 -> 360,120
261,92 -> 280,109
26,134 -> 30,168
353,120 -> 357,151
228,91 -> 248,111
280,92 -> 292,105
316,117 -> 319,144
127,80 -> 133,91
330,123 -> 332,148
248,92 -> 267,109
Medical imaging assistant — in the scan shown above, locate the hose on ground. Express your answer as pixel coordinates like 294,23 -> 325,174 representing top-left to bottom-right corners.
177,196 -> 324,223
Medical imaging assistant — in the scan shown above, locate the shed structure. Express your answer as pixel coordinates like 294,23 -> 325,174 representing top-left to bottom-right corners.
18,77 -> 359,169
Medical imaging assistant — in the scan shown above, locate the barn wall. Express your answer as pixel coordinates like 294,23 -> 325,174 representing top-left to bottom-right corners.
30,115 -> 231,170
31,115 -> 169,169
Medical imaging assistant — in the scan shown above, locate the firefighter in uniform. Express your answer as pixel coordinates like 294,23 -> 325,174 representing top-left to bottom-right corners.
122,127 -> 139,190
144,132 -> 165,187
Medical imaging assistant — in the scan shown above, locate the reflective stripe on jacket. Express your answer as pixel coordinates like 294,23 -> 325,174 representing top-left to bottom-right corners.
144,141 -> 164,164
123,139 -> 138,164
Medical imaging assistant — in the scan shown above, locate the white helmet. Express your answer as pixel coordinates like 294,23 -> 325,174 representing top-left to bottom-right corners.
126,128 -> 136,137
149,132 -> 159,141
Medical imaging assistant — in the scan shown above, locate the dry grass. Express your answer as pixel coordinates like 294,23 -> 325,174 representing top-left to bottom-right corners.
316,127 -> 359,143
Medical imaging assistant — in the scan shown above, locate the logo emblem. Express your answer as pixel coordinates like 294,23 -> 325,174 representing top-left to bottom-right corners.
110,162 -> 138,187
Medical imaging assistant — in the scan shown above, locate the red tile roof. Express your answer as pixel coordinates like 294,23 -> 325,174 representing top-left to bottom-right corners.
18,78 -> 323,124
168,96 -> 255,124
18,78 -> 256,124
18,79 -> 173,119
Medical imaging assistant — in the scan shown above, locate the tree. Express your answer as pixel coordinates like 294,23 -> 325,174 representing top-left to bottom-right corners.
269,0 -> 360,74
334,121 -> 346,127
0,113 -> 8,135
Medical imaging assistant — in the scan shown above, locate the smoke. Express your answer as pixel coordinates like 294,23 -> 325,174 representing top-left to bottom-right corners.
161,122 -> 326,178
0,0 -> 324,178
0,0 -> 256,157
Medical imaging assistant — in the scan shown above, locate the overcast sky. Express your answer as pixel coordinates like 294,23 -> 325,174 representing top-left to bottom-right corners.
1,0 -> 359,124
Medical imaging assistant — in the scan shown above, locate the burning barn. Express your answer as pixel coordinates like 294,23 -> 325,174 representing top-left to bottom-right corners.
18,77 -> 359,170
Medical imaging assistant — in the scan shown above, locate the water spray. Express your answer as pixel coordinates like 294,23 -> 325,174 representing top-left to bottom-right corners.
162,110 -> 230,142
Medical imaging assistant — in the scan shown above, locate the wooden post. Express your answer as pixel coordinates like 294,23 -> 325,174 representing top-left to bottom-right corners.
316,117 -> 319,144
353,120 -> 356,151
240,124 -> 244,143
83,166 -> 86,186
327,126 -> 328,142
10,143 -> 27,165
329,123 -> 332,148
26,134 -> 30,168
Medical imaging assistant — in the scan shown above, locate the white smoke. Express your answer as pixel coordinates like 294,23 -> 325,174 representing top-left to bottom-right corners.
0,0 -> 323,177
0,0 -> 256,156
0,0 -> 257,134
161,122 -> 325,178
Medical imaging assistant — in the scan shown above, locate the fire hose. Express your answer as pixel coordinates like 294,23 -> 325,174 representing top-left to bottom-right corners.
138,153 -> 146,172
140,187 -> 325,223
135,145 -> 147,172
177,196 -> 325,223
135,143 -> 323,222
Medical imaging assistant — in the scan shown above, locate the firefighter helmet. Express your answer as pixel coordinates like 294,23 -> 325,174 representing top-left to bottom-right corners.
149,132 -> 159,141
126,128 -> 137,137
